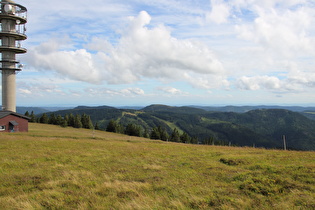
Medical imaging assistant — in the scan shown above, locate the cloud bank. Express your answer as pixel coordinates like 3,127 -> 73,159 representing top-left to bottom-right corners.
25,11 -> 225,89
206,0 -> 315,93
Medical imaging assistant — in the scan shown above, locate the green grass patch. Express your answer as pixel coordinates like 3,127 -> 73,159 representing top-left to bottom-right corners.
200,117 -> 227,124
0,123 -> 314,209
305,112 -> 315,114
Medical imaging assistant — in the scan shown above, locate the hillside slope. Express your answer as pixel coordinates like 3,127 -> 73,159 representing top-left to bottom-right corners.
203,109 -> 315,150
192,105 -> 315,113
46,105 -> 315,150
0,124 -> 314,209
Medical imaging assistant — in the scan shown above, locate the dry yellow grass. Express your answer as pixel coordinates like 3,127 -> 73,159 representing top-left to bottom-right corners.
0,123 -> 314,209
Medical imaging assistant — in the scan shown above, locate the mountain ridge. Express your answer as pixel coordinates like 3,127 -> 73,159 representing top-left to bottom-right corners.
34,104 -> 315,151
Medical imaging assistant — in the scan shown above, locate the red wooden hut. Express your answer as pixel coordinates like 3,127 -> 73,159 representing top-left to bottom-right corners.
0,111 -> 30,132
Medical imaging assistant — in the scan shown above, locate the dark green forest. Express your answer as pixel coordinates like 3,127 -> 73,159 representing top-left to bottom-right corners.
32,104 -> 315,151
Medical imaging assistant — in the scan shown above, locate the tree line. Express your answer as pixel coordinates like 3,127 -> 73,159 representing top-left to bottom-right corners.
25,111 -> 95,129
105,120 -> 230,145
28,112 -> 226,145
105,119 -> 199,144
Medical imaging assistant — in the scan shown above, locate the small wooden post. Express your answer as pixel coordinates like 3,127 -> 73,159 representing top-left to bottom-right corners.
283,135 -> 287,151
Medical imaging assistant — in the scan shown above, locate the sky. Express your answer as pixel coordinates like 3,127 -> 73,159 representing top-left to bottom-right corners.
9,0 -> 315,107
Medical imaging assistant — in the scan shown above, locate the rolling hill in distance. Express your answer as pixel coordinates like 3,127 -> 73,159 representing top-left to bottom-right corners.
23,104 -> 315,151
17,105 -> 315,115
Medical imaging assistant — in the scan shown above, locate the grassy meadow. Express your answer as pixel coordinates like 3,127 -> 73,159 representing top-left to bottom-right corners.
0,123 -> 315,209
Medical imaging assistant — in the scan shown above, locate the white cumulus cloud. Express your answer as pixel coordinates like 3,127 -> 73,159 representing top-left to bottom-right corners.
206,0 -> 231,24
237,76 -> 281,91
236,74 -> 315,92
25,11 -> 225,89
84,87 -> 145,97
158,87 -> 184,95
236,6 -> 313,57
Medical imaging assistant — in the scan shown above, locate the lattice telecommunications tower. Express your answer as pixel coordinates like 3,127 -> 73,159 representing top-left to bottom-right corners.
0,0 -> 27,112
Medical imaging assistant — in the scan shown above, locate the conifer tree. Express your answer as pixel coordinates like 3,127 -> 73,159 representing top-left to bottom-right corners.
158,126 -> 169,141
150,127 -> 161,140
125,124 -> 141,137
68,113 -> 75,127
143,128 -> 150,138
170,128 -> 180,142
94,122 -> 100,130
64,114 -> 69,125
49,113 -> 57,125
30,111 -> 36,122
180,132 -> 191,143
56,115 -> 63,126
61,118 -> 68,127
87,116 -> 94,129
106,120 -> 117,132
116,123 -> 125,134
81,114 -> 93,129
81,113 -> 88,128
204,136 -> 215,145
191,137 -> 198,144
74,114 -> 82,128
40,113 -> 49,124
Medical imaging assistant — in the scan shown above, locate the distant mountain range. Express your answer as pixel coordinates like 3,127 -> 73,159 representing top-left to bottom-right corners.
17,107 -> 74,115
190,105 -> 315,113
17,105 -> 315,113
17,105 -> 315,121
23,104 -> 315,151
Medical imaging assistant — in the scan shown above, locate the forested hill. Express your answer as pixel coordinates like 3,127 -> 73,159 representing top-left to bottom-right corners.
41,105 -> 315,151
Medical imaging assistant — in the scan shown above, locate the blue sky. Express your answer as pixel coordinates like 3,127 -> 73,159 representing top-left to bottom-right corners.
11,0 -> 315,107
